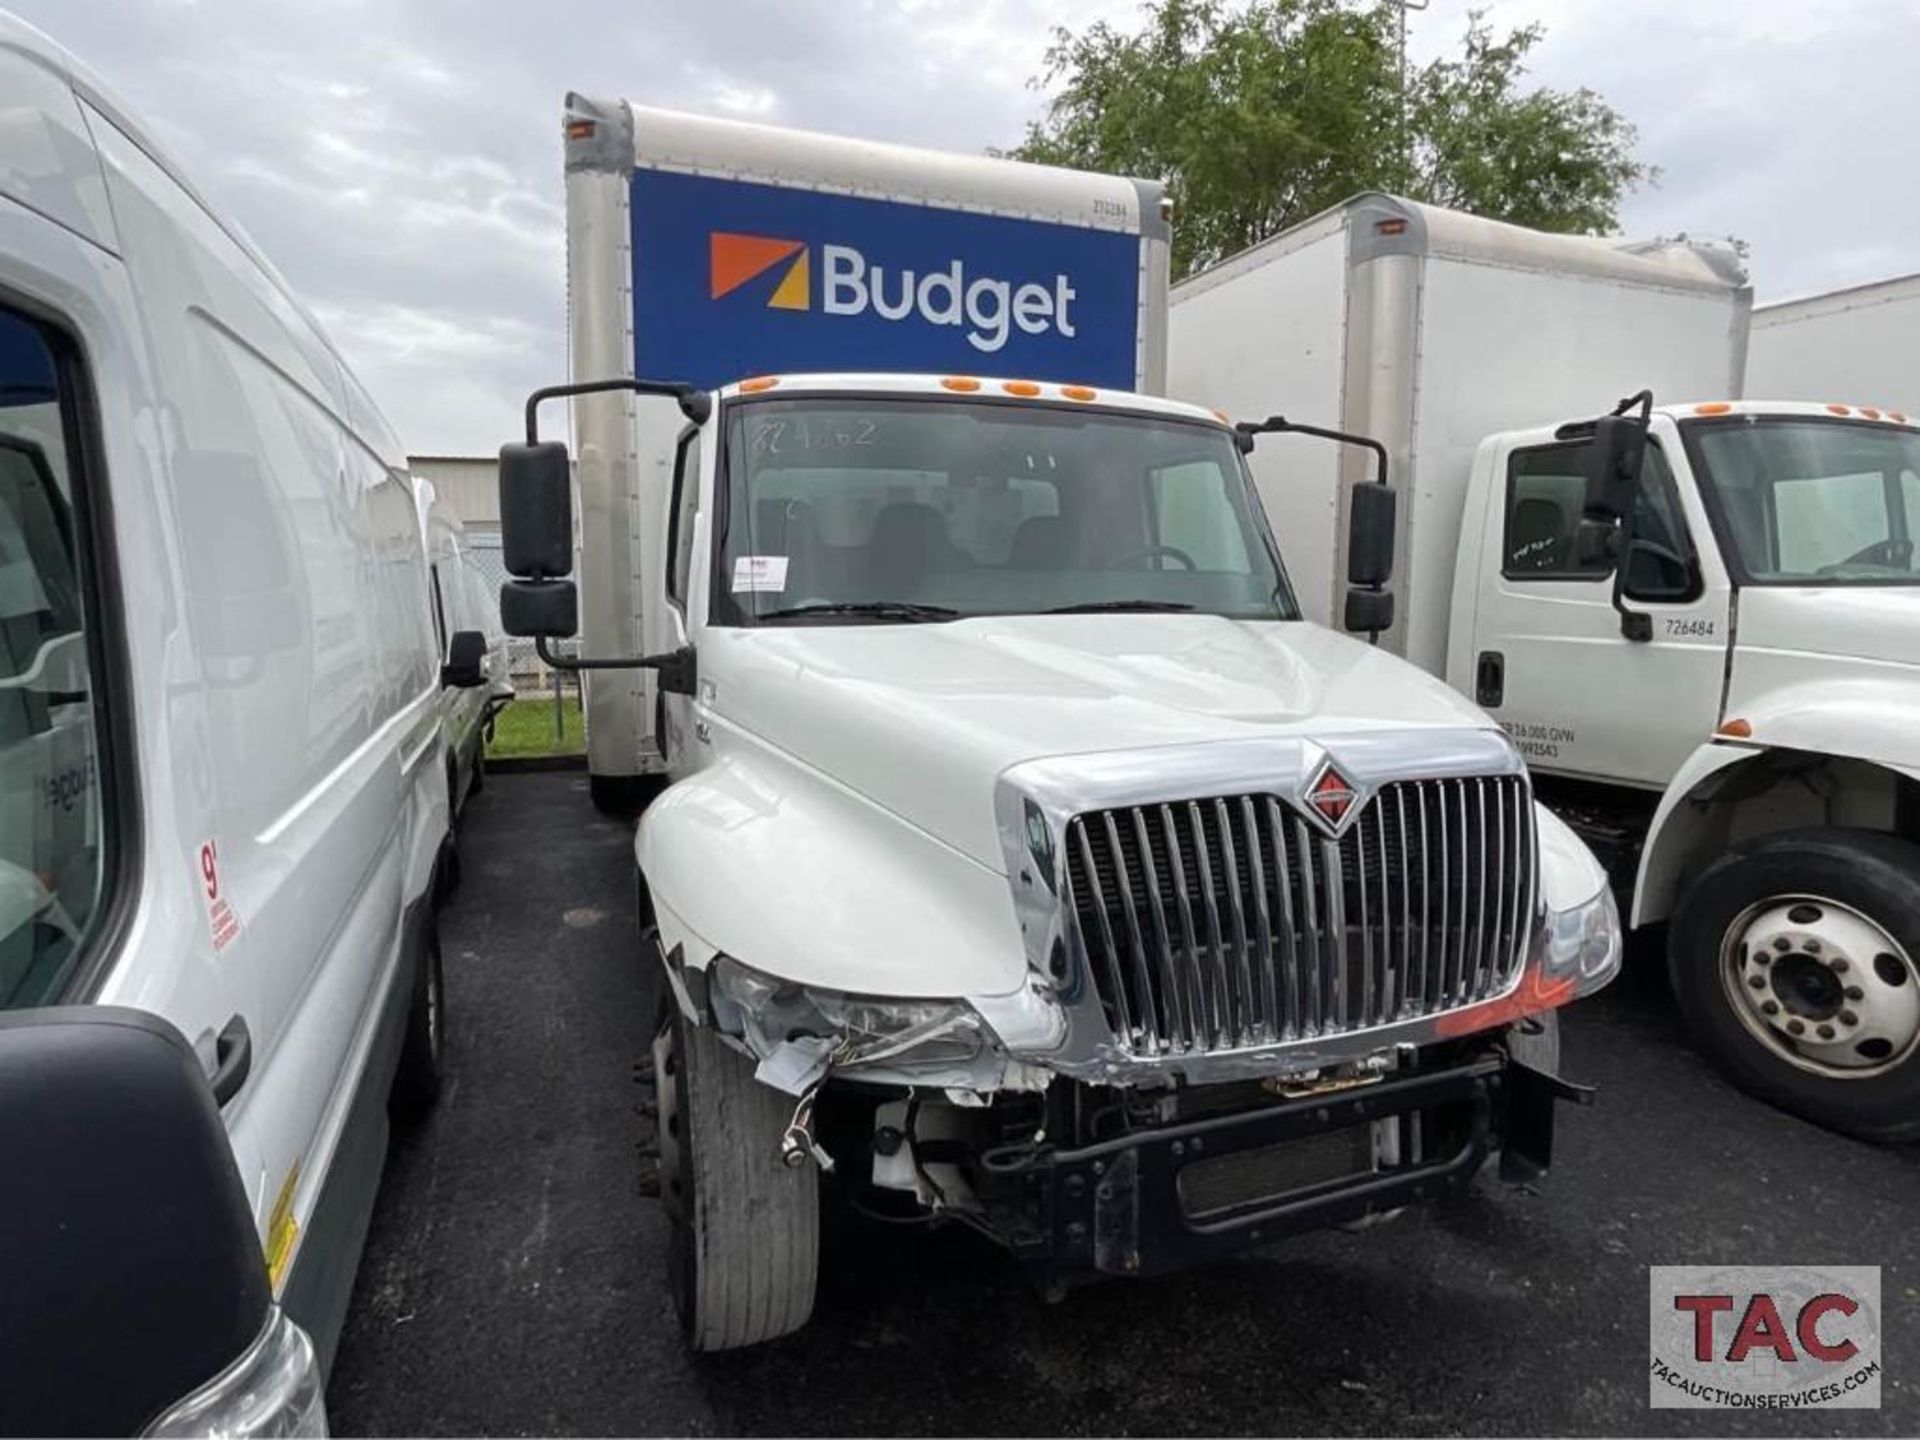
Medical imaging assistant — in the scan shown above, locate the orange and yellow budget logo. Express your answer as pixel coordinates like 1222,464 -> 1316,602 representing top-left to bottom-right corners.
709,232 -> 809,310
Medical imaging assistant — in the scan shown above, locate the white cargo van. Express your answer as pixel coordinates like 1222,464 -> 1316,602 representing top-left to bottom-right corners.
1171,194 -> 1920,1141
0,15 -> 484,1434
496,103 -> 1622,1352
417,479 -> 513,828
1748,271 -> 1920,408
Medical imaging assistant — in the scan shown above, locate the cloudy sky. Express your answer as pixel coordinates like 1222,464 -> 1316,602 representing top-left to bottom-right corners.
16,0 -> 1918,454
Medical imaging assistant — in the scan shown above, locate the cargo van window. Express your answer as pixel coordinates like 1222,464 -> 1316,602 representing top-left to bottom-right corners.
1503,441 -> 1694,597
0,305 -> 111,1009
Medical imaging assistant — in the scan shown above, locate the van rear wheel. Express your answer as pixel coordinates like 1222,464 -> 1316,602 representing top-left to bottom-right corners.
392,924 -> 446,1117
652,1007 -> 818,1350
1670,828 -> 1920,1142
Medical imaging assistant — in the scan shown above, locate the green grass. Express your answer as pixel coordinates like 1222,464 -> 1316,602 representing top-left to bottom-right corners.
486,696 -> 584,759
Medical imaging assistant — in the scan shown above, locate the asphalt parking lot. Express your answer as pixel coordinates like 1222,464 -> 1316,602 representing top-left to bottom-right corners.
330,768 -> 1917,1437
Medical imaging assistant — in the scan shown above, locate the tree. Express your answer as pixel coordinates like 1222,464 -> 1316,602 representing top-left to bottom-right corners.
1011,1 -> 1652,279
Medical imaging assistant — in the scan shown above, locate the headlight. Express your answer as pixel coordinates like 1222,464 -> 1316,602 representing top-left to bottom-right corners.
1542,883 -> 1622,991
146,1306 -> 326,1438
707,956 -> 988,1069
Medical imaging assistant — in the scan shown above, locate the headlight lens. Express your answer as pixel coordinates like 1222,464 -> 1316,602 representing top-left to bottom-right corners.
1543,883 -> 1623,989
146,1306 -> 327,1438
707,956 -> 987,1068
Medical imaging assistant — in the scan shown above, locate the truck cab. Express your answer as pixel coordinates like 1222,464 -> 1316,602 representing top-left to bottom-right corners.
1455,398 -> 1920,1137
500,368 -> 1623,1350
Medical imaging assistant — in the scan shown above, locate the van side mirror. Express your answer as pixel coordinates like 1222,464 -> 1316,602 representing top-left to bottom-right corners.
441,628 -> 487,688
1344,480 -> 1396,640
0,1008 -> 285,1437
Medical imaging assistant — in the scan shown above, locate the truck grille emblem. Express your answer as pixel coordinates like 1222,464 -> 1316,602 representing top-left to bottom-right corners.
1306,763 -> 1359,830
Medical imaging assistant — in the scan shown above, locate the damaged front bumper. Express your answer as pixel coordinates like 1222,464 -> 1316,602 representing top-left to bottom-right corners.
985,1051 -> 1589,1283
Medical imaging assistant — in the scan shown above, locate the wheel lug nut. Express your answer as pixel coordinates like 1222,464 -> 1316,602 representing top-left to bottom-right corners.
1846,986 -> 1864,1001
1761,1000 -> 1780,1016
1831,958 -> 1849,974
1840,1010 -> 1859,1026
1818,1024 -> 1836,1040
1753,950 -> 1772,965
1774,937 -> 1792,953
1787,1019 -> 1806,1036
1748,975 -> 1767,989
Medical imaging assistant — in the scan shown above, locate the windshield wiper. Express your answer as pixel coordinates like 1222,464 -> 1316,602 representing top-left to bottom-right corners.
756,600 -> 961,623
1042,599 -> 1196,614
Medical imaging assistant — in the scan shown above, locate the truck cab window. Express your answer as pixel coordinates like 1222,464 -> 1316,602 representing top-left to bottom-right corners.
667,429 -> 701,609
1503,441 -> 1695,598
719,400 -> 1293,622
0,305 -> 111,1008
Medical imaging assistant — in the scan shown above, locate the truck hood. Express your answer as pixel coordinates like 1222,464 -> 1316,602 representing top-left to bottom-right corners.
703,615 -> 1499,870
1737,585 -> 1920,671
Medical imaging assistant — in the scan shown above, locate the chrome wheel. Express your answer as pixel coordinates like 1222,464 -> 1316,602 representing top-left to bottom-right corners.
1721,895 -> 1920,1079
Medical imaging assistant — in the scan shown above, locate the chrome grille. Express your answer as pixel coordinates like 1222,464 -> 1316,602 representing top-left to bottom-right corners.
1062,776 -> 1535,1056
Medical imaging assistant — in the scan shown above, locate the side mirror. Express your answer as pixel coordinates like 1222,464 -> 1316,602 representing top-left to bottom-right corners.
1347,481 -> 1396,587
0,1008 -> 318,1437
1344,480 -> 1396,639
1584,413 -> 1646,525
499,439 -> 573,579
502,578 -> 578,639
441,628 -> 487,688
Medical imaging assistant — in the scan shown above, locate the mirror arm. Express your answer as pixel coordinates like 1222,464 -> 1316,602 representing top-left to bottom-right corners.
1234,415 -> 1389,488
524,377 -> 710,445
535,635 -> 696,695
1600,390 -> 1655,643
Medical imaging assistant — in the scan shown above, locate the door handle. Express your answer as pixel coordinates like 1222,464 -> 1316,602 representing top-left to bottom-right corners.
1476,651 -> 1506,708
209,1014 -> 251,1108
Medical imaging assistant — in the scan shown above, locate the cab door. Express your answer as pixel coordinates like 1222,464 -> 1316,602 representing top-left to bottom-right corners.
1467,423 -> 1733,788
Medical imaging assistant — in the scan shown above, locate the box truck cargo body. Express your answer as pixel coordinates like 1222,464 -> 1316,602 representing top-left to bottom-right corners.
562,99 -> 1173,808
1748,271 -> 1920,408
1170,194 -> 1751,673
1172,195 -> 1920,1143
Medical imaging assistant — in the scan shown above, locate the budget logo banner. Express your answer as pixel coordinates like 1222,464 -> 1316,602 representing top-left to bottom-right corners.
632,168 -> 1142,392
1648,1265 -> 1881,1409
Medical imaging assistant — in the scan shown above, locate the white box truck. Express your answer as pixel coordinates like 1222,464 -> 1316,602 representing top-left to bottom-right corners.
1171,193 -> 1920,1142
1748,271 -> 1920,409
497,106 -> 1624,1351
0,14 -> 490,1434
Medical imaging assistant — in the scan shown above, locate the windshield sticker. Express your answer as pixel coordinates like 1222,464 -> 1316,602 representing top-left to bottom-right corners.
732,555 -> 790,593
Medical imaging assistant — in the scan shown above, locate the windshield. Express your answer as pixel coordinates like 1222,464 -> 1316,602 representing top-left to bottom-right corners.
716,398 -> 1296,623
1685,417 -> 1920,585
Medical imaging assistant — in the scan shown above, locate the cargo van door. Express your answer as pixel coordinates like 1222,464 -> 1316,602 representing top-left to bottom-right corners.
1468,430 -> 1731,788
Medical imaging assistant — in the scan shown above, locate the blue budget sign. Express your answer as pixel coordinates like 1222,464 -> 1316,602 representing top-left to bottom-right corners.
630,168 -> 1142,392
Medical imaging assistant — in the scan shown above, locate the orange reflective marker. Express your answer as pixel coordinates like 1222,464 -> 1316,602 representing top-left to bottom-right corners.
1001,380 -> 1041,397
1693,402 -> 1733,415
1719,718 -> 1754,739
738,376 -> 780,393
1060,385 -> 1098,402
941,376 -> 981,392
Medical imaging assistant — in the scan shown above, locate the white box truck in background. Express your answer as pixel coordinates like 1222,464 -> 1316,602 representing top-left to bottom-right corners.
561,99 -> 1175,813
1748,271 -> 1920,409
1172,194 -> 1920,1141
498,104 -> 1629,1352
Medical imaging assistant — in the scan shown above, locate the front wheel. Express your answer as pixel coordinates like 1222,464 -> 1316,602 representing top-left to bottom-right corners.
653,1007 -> 818,1350
1669,828 -> 1920,1142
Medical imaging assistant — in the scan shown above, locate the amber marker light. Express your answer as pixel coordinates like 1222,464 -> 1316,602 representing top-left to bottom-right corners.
1693,402 -> 1733,415
1718,718 -> 1754,739
941,376 -> 981,392
1001,380 -> 1041,397
1060,385 -> 1098,402
737,376 -> 780,393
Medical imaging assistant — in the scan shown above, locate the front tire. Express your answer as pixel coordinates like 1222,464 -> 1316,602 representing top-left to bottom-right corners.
1669,828 -> 1920,1142
653,1008 -> 818,1350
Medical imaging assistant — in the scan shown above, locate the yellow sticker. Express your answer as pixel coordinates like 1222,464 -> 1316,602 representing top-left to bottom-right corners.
265,1161 -> 301,1293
